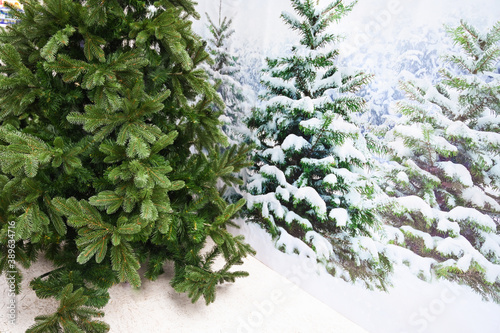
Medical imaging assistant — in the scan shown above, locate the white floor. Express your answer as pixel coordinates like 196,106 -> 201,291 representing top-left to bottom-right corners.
0,253 -> 368,333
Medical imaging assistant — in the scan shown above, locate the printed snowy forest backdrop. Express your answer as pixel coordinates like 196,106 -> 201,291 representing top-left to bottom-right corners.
192,1 -> 500,332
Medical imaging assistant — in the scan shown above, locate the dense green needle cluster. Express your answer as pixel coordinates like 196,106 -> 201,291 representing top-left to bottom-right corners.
0,0 -> 254,330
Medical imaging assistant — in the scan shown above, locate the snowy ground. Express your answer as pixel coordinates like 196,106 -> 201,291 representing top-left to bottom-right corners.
228,220 -> 500,333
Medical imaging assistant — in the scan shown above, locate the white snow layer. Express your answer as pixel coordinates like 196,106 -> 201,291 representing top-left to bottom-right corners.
352,236 -> 381,262
300,115 -> 360,135
276,226 -> 317,259
462,186 -> 500,211
400,225 -> 434,249
294,186 -> 327,217
394,195 -> 434,220
329,207 -> 349,226
260,165 -> 287,185
447,206 -> 497,231
333,139 -> 366,162
396,171 -> 409,183
305,230 -> 334,260
323,173 -> 338,185
384,244 -> 435,280
436,161 -> 473,186
263,146 -> 286,163
276,185 -> 291,201
285,210 -> 313,229
265,95 -> 330,115
261,74 -> 297,95
436,219 -> 461,236
281,134 -> 311,151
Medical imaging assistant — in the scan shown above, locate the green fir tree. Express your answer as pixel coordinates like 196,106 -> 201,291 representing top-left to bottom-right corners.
245,0 -> 390,288
0,0 -> 254,330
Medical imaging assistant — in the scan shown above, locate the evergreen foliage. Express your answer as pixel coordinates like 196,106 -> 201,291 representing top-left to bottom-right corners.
245,0 -> 390,288
0,0 -> 254,329
26,284 -> 109,333
379,20 -> 500,302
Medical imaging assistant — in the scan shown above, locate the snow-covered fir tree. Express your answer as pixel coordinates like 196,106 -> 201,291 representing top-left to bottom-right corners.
204,3 -> 254,144
245,0 -> 391,288
378,20 -> 500,302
